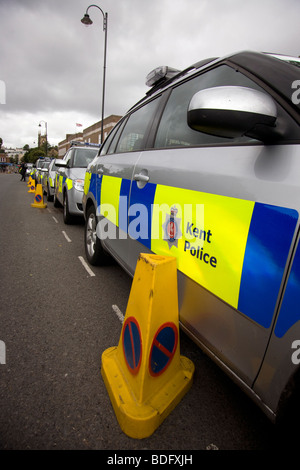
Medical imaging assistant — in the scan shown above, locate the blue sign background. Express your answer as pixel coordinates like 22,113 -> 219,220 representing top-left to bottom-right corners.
122,317 -> 142,375
149,323 -> 178,376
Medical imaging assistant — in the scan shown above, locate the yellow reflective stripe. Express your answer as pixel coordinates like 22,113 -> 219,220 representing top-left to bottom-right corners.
58,175 -> 63,192
151,184 -> 254,309
66,178 -> 73,190
100,175 -> 122,225
49,177 -> 53,186
84,172 -> 91,195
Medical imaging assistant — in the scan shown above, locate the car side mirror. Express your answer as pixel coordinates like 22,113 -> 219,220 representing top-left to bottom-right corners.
54,159 -> 67,168
187,86 -> 277,142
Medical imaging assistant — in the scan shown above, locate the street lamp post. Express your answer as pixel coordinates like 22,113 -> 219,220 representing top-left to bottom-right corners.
81,4 -> 108,144
38,120 -> 48,158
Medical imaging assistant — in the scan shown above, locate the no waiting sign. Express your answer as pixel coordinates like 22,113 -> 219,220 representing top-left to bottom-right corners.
149,322 -> 178,377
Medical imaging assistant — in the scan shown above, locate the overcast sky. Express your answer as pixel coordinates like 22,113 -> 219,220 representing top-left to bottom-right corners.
1,0 -> 299,149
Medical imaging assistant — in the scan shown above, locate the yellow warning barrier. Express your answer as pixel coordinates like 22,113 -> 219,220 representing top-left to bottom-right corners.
31,183 -> 47,208
101,253 -> 194,439
28,178 -> 35,193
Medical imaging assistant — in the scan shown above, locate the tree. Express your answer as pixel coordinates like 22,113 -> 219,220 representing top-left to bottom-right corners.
23,147 -> 45,163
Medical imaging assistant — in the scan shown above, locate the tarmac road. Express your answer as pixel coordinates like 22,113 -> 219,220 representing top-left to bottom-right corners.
0,173 -> 296,455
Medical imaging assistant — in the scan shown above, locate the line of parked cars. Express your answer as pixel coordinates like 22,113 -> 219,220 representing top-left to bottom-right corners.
31,141 -> 101,224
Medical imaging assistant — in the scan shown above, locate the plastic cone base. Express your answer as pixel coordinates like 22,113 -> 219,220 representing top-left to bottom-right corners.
101,346 -> 194,439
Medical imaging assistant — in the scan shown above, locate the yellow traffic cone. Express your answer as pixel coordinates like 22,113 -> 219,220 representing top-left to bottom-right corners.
28,178 -> 35,193
27,176 -> 32,186
31,183 -> 47,208
101,253 -> 194,439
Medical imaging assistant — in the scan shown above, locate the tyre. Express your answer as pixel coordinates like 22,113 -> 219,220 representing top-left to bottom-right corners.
63,191 -> 74,224
84,205 -> 110,266
47,184 -> 53,202
53,191 -> 60,208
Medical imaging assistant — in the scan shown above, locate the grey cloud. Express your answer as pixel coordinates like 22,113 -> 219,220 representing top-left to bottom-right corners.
1,0 -> 299,148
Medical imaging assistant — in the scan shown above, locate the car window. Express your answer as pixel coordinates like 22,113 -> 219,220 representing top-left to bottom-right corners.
106,119 -> 127,155
64,149 -> 73,165
100,120 -> 124,156
72,148 -> 99,167
50,161 -> 58,171
154,65 -> 281,148
115,98 -> 159,153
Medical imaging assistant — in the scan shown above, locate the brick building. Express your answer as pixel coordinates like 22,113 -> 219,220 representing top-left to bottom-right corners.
58,115 -> 122,157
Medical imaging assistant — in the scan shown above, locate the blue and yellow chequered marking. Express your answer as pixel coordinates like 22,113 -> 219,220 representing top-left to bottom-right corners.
56,174 -> 73,192
85,173 -> 298,333
151,184 -> 254,311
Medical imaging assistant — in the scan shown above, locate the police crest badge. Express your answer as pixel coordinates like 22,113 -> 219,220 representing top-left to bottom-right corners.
162,205 -> 182,249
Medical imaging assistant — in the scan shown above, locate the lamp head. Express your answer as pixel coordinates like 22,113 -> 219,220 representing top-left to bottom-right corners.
81,13 -> 93,26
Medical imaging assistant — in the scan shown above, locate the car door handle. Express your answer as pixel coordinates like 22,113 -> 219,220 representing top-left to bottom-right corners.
134,173 -> 149,183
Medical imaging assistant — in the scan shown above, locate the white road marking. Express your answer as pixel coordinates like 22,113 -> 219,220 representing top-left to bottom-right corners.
78,256 -> 96,277
52,216 -> 59,224
112,304 -> 124,324
62,230 -> 72,243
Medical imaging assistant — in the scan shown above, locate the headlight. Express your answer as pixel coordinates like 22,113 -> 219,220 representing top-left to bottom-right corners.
74,179 -> 85,191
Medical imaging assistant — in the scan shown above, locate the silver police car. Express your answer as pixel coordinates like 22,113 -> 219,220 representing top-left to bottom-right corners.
54,142 -> 100,224
83,51 -> 300,423
35,157 -> 50,184
42,158 -> 59,202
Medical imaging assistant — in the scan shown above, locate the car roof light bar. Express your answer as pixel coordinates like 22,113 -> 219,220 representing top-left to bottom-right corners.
70,141 -> 102,148
146,66 -> 181,88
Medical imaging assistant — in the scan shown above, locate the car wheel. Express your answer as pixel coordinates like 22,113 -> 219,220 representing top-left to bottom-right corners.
85,205 -> 110,266
63,191 -> 74,224
53,191 -> 60,208
47,184 -> 53,202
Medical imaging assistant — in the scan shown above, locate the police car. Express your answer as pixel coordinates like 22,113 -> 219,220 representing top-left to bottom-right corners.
34,157 -> 49,184
82,51 -> 300,422
54,142 -> 100,224
42,158 -> 59,202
